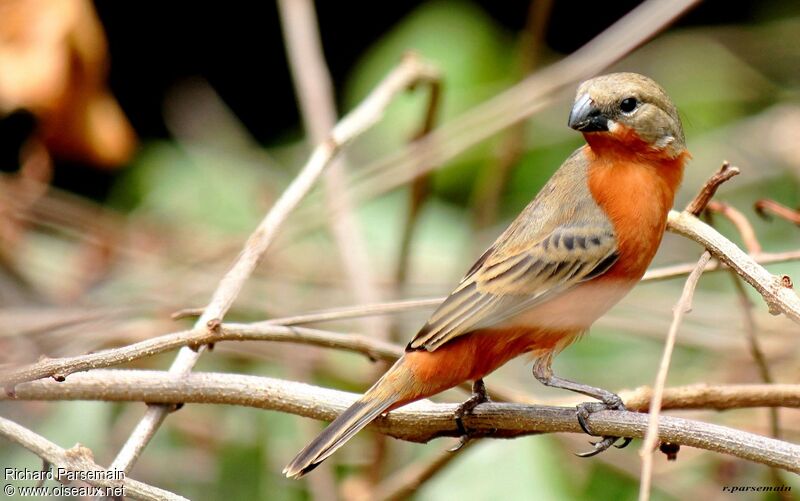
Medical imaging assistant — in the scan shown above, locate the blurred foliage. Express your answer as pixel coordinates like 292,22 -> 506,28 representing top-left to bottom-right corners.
2,1 -> 800,500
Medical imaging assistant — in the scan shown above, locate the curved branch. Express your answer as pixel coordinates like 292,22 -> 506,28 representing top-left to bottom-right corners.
0,416 -> 186,501
0,325 -> 401,390
7,369 -> 799,412
3,370 -> 799,474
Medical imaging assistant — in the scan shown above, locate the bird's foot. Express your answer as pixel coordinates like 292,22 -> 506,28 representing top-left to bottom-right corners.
574,395 -> 632,457
450,379 -> 490,452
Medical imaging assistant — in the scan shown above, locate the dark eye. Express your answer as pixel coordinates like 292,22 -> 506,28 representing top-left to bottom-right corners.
620,97 -> 638,113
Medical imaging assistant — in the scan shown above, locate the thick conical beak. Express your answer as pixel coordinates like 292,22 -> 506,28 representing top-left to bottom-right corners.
568,94 -> 609,132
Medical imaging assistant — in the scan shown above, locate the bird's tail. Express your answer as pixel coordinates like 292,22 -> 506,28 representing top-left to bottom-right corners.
283,357 -> 414,479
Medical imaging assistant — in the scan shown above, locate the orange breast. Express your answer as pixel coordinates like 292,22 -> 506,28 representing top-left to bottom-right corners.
584,144 -> 686,282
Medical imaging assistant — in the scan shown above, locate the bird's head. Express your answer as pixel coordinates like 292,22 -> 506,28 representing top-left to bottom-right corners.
569,72 -> 685,159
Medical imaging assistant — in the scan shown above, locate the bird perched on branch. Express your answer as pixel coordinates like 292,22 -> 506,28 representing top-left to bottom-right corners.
284,72 -> 689,479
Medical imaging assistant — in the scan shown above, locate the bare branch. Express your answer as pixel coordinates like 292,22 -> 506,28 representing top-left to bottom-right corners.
293,0 -> 702,229
0,324 -> 400,389
278,0 -> 391,345
639,251 -> 711,501
619,383 -> 800,411
264,297 -> 444,326
7,370 -> 800,412
684,162 -> 740,216
4,370 -> 799,474
755,199 -> 800,226
0,416 -> 186,501
5,217 -> 800,389
707,201 -> 762,255
642,250 -> 800,282
639,165 -> 744,501
667,211 -> 800,322
104,54 -> 442,474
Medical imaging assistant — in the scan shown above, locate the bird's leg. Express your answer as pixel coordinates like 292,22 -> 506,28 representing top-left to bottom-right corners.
533,354 -> 632,457
450,379 -> 490,451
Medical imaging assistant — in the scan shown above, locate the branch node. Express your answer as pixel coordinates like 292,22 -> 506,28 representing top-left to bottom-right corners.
4,385 -> 16,398
65,442 -> 95,462
781,275 -> 793,289
206,318 -> 222,332
51,374 -> 66,383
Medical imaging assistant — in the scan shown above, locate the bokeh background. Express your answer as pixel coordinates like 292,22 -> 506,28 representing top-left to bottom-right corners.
1,0 -> 799,499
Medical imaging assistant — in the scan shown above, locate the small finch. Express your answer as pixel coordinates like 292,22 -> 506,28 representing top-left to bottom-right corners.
284,72 -> 688,479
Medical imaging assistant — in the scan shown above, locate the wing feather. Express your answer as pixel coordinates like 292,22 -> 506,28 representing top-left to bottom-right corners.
408,224 -> 618,351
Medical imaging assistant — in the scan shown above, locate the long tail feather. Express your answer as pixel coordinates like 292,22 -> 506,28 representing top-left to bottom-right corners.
283,360 -> 411,479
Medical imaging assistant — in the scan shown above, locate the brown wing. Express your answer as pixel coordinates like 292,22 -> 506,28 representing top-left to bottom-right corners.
407,224 -> 617,351
407,148 -> 618,352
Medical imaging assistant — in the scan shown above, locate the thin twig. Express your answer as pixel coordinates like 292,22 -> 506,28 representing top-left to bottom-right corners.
641,249 -> 800,282
730,277 -> 780,430
755,199 -> 800,226
0,325 -> 400,388
290,0 -> 702,236
707,201 -> 762,254
0,416 -> 186,501
3,370 -> 799,474
102,55 -> 441,474
706,201 -> 780,439
685,162 -> 740,217
278,0 -> 390,343
5,212 -> 800,388
263,297 -> 444,326
394,63 -> 441,288
471,0 -> 553,232
638,251 -> 711,501
640,164 -> 747,501
277,0 -> 389,493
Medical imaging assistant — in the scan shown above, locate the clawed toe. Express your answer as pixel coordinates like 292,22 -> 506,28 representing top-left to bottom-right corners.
574,399 -> 630,457
450,379 -> 490,451
615,436 -> 632,449
448,433 -> 469,452
575,436 -> 619,457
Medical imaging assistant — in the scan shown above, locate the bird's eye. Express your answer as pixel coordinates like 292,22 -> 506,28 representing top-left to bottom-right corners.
620,97 -> 638,113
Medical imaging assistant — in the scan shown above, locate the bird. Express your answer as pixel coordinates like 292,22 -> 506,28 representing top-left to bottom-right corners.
284,72 -> 689,479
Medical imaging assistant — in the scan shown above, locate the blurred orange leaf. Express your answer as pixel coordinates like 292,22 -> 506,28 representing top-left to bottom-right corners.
0,0 -> 136,168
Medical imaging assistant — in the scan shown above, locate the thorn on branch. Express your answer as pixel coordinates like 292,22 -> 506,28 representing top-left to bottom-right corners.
685,161 -> 740,216
755,199 -> 800,226
52,374 -> 66,383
